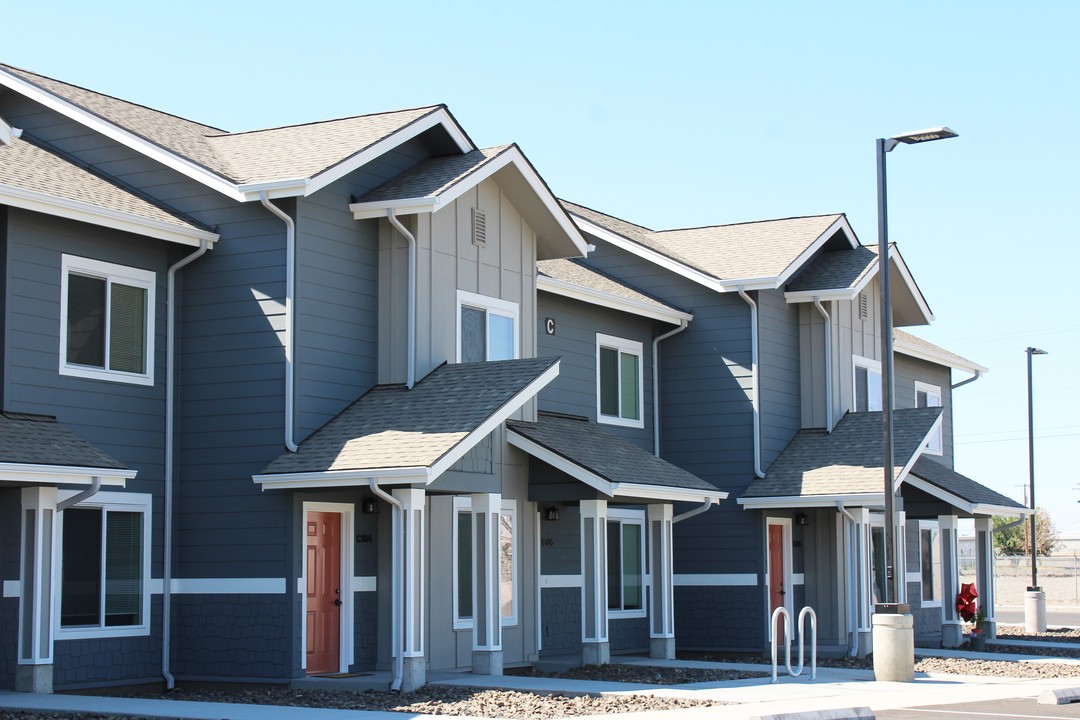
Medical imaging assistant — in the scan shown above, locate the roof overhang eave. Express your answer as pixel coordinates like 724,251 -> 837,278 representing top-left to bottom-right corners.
0,183 -> 219,247
612,482 -> 727,503
892,336 -> 989,376
253,466 -> 431,491
350,197 -> 439,219
536,275 -> 692,325
737,492 -> 884,509
0,462 -> 134,486
773,215 -> 859,287
972,503 -> 1032,518
238,178 -> 311,201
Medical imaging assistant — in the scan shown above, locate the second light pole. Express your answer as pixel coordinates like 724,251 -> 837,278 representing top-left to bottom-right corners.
1026,345 -> 1048,632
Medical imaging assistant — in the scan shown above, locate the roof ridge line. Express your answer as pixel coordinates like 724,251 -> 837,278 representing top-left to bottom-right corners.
654,212 -> 845,234
216,104 -> 447,138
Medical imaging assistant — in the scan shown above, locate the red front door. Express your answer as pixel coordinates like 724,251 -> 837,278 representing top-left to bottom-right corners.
306,511 -> 341,675
768,523 -> 786,644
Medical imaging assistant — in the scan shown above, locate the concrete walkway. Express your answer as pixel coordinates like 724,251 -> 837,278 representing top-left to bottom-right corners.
3,640 -> 1080,720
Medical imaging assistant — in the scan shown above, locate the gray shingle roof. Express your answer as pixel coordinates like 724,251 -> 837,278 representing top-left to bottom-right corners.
786,245 -> 878,293
260,358 -> 558,476
506,414 -> 718,494
909,457 -> 1026,511
357,145 -> 512,202
740,408 -> 942,499
0,63 -> 443,186
537,258 -> 687,316
0,412 -> 125,469
0,135 -> 207,231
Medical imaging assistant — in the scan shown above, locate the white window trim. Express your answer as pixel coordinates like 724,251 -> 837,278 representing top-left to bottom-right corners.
54,490 -> 152,640
596,333 -> 645,429
60,255 -> 155,386
914,381 -> 944,455
607,507 -> 647,619
455,290 -> 520,363
852,354 -> 882,413
453,497 -> 519,630
918,520 -> 942,608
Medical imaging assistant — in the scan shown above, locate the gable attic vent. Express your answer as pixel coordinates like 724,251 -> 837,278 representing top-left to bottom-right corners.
858,292 -> 869,321
472,208 -> 487,248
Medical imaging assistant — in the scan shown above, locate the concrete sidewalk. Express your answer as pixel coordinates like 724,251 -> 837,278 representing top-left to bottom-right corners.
3,642 -> 1080,720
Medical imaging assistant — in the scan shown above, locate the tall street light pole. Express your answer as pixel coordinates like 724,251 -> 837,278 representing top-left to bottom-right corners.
874,126 -> 957,682
1026,346 -> 1047,632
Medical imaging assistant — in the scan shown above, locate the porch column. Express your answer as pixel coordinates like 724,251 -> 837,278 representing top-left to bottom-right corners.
974,517 -> 997,638
580,499 -> 609,664
895,508 -> 908,606
647,504 -> 675,659
851,507 -> 873,657
17,486 -> 57,693
394,488 -> 426,691
939,515 -> 962,647
471,493 -> 503,675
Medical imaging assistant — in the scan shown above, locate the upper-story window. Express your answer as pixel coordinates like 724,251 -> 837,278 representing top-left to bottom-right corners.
60,256 -> 155,386
457,290 -> 518,363
853,355 -> 882,412
915,381 -> 943,455
596,334 -> 643,428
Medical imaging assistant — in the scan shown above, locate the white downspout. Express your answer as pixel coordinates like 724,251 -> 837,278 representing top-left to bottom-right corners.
951,371 -> 983,390
672,497 -> 716,524
737,288 -> 764,478
812,298 -> 833,432
259,193 -> 298,452
386,209 -> 416,389
162,237 -> 210,689
369,479 -> 404,692
56,476 -> 101,512
652,319 -> 688,456
836,501 -> 859,657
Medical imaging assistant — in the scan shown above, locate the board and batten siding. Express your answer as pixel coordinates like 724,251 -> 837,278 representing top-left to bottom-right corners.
894,354 -> 954,467
535,291 -> 658,451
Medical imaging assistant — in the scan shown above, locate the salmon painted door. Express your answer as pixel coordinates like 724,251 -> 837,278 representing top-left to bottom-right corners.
768,523 -> 786,644
306,511 -> 341,675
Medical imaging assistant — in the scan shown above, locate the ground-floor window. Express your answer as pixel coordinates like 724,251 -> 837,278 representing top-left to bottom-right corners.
453,497 -> 518,629
607,508 -> 645,617
919,521 -> 942,606
57,491 -> 150,639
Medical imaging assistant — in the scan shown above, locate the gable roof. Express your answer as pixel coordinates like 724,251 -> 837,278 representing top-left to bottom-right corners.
785,245 -> 878,295
893,329 -> 987,376
907,457 -> 1028,517
537,258 -> 691,324
507,413 -> 725,503
0,134 -> 217,246
254,358 -> 559,489
0,63 -> 473,201
0,412 -> 135,486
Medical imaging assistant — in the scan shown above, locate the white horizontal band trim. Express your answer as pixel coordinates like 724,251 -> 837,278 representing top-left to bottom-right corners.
150,578 -> 287,594
906,572 -> 921,584
540,574 -> 582,588
793,573 -> 805,586
351,576 -> 377,592
3,580 -> 19,598
674,573 -> 758,587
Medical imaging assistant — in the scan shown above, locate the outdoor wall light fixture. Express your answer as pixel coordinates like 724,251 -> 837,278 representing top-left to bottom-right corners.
795,512 -> 809,527
546,507 -> 561,522
361,498 -> 379,514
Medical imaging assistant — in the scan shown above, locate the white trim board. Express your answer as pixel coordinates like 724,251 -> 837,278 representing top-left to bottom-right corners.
673,574 -> 758,587
0,463 -> 134,486
540,574 -> 582,589
148,578 -> 288,595
2,580 -> 19,598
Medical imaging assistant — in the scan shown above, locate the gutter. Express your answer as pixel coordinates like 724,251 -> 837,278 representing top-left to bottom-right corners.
386,209 -> 416,389
812,298 -> 833,432
652,319 -> 688,456
737,288 -> 765,478
369,479 -> 404,692
259,193 -> 298,452
162,237 -> 211,689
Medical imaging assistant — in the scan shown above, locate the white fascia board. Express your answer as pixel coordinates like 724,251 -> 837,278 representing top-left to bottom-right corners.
784,289 -> 857,304
893,336 -> 989,376
253,467 -> 429,490
903,475 -> 975,514
570,215 -> 728,294
428,360 -> 561,481
892,414 -> 941,493
612,483 -> 726,503
350,198 -> 438,219
972,503 -> 1032,518
237,178 -> 310,201
537,275 -> 692,325
716,277 -> 780,291
304,108 -> 474,198
774,215 -> 858,287
0,463 -> 134,486
0,67 -> 247,202
736,493 -> 883,509
0,183 -> 218,248
888,246 -> 935,324
506,431 -> 613,496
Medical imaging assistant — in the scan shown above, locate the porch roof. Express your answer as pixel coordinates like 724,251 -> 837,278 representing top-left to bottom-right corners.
0,412 -> 133,486
507,413 -> 726,503
907,456 -> 1029,517
254,358 -> 559,490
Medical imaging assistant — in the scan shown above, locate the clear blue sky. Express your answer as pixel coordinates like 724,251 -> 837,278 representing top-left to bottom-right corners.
6,1 -> 1079,530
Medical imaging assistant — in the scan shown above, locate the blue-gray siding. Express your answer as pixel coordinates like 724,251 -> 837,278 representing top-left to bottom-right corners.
758,289 -> 801,469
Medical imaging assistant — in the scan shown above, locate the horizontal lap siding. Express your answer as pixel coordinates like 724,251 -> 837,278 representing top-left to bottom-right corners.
894,355 -> 954,467
758,289 -> 801,469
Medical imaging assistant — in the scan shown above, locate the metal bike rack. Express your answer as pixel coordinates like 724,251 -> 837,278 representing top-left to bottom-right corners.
770,605 -> 817,682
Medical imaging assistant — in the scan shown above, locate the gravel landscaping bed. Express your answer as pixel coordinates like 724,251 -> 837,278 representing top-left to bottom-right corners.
996,624 -> 1080,643
511,662 -> 768,684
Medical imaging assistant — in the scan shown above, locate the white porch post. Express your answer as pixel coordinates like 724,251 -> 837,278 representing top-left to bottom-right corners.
580,499 -> 609,664
471,493 -> 503,675
974,517 -> 997,638
17,486 -> 57,693
939,515 -> 962,647
895,509 -> 908,606
647,503 -> 675,659
394,488 -> 426,690
851,507 -> 873,657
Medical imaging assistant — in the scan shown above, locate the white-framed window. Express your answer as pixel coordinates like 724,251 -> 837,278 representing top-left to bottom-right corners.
60,255 -> 155,386
596,334 -> 644,428
56,491 -> 151,639
915,381 -> 943,455
918,521 -> 942,606
607,508 -> 646,618
453,497 -> 518,629
853,355 -> 882,412
456,290 -> 519,363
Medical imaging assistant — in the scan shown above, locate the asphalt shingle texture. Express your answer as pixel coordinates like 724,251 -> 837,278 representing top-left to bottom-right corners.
740,408 -> 942,498
261,358 -> 558,476
910,456 -> 1026,510
0,412 -> 125,469
786,245 -> 879,292
894,328 -> 984,372
357,145 -> 511,202
537,258 -> 687,316
506,414 -> 717,493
